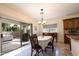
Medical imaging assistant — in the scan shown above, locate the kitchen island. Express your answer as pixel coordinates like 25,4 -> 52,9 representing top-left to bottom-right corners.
66,35 -> 79,56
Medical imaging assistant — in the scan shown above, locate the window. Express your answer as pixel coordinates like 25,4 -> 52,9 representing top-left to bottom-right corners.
43,24 -> 57,33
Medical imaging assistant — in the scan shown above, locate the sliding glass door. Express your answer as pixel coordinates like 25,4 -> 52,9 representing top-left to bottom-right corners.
1,22 -> 21,55
0,17 -> 32,55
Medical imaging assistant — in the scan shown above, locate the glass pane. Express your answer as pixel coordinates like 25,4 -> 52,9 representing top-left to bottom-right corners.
1,23 -> 21,55
43,24 -> 57,32
20,24 -> 31,46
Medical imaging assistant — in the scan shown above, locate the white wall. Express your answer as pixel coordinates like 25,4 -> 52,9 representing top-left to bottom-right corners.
36,24 -> 43,36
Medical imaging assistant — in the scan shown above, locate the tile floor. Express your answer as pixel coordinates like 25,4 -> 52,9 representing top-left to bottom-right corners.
32,41 -> 72,56
2,41 -> 72,56
54,42 -> 72,56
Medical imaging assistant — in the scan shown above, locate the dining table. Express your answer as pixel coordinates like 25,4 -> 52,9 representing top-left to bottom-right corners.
38,36 -> 52,50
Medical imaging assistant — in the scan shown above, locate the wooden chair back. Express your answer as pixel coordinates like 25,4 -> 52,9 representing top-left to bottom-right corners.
30,34 -> 39,48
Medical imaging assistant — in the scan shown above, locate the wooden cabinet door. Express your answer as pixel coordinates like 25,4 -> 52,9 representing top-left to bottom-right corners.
64,18 -> 79,29
75,19 -> 79,29
64,20 -> 70,29
70,20 -> 75,28
77,20 -> 79,29
64,20 -> 74,29
64,20 -> 68,29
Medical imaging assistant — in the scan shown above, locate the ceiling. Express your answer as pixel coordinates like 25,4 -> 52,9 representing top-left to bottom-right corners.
9,3 -> 79,20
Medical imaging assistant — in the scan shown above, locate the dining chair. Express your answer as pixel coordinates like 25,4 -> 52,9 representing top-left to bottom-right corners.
53,33 -> 57,42
30,34 -> 43,56
45,37 -> 54,52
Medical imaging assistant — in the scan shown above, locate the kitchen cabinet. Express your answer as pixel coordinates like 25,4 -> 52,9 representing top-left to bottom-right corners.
63,17 -> 79,29
63,17 -> 79,44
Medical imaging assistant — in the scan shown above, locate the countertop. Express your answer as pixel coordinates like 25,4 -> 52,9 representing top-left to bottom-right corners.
65,34 -> 79,35
66,35 -> 79,41
67,35 -> 79,56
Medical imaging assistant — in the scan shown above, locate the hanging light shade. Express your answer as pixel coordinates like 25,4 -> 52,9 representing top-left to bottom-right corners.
38,9 -> 46,24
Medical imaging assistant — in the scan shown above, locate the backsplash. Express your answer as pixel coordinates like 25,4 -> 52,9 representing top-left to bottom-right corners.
64,29 -> 79,34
